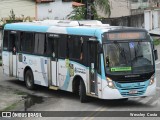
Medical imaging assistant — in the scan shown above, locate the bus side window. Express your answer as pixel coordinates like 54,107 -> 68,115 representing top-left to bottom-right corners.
46,36 -> 56,57
21,32 -> 34,53
58,35 -> 67,58
34,33 -> 45,55
80,37 -> 84,60
68,35 -> 82,61
19,32 -> 24,52
9,32 -> 17,54
3,31 -> 9,51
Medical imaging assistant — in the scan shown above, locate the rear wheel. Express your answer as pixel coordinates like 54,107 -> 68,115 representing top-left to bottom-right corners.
25,70 -> 35,90
79,80 -> 88,103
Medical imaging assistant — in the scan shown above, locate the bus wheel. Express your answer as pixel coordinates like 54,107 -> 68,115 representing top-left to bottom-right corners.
79,80 -> 88,103
25,70 -> 35,90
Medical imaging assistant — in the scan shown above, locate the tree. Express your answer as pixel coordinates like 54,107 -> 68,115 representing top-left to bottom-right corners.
67,6 -> 86,20
94,0 -> 111,17
70,0 -> 111,20
67,5 -> 99,20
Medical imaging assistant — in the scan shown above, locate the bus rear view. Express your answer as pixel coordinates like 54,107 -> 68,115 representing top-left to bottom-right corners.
101,29 -> 158,99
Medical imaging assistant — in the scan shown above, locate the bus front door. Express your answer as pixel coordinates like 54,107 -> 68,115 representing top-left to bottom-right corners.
88,41 -> 98,96
9,31 -> 18,77
47,34 -> 59,87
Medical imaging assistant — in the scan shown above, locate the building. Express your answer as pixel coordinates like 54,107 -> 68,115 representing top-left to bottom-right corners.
0,0 -> 37,47
97,0 -> 130,18
0,0 -> 36,20
36,0 -> 73,20
98,0 -> 160,28
144,8 -> 160,35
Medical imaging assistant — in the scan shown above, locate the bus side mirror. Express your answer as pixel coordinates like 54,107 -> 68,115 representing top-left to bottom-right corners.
154,50 -> 158,60
98,44 -> 103,54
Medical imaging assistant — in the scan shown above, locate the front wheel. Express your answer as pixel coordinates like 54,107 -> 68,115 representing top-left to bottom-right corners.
79,80 -> 88,103
25,70 -> 35,90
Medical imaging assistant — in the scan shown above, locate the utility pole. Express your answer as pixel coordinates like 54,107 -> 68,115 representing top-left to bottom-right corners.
85,0 -> 94,20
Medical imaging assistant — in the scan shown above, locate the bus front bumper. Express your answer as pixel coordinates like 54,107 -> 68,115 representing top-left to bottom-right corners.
101,80 -> 156,100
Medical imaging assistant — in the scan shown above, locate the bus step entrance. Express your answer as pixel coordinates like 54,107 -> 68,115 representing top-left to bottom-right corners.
49,86 -> 58,90
91,92 -> 96,95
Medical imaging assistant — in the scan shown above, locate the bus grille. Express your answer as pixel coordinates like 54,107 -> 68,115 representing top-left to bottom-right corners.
114,80 -> 150,97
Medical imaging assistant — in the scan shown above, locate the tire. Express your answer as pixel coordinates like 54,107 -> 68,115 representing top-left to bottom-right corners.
25,70 -> 35,90
79,80 -> 88,103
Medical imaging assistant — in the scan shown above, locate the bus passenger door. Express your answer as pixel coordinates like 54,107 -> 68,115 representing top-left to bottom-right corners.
47,34 -> 59,87
9,31 -> 18,77
88,40 -> 99,96
2,31 -> 10,76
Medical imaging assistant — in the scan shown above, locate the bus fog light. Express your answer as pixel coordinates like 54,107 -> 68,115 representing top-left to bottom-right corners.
149,74 -> 155,85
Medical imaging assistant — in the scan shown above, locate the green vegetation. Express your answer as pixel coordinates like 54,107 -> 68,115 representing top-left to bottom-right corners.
67,6 -> 99,20
72,0 -> 110,16
1,9 -> 32,29
3,102 -> 19,111
153,39 -> 160,46
94,0 -> 111,16
2,90 -> 27,111
14,90 -> 27,95
69,0 -> 110,20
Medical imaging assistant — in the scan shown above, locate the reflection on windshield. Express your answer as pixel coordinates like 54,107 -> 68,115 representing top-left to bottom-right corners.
103,41 -> 154,74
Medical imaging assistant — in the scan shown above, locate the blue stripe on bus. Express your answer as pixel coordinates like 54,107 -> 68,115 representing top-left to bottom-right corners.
95,29 -> 103,43
101,54 -> 106,80
61,70 -> 70,90
66,27 -> 96,36
4,24 -> 49,32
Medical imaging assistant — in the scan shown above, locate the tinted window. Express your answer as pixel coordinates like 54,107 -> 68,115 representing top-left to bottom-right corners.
46,36 -> 58,57
3,31 -> 9,51
34,33 -> 46,55
47,37 -> 55,55
21,32 -> 34,53
9,33 -> 17,53
58,35 -> 67,58
68,36 -> 82,60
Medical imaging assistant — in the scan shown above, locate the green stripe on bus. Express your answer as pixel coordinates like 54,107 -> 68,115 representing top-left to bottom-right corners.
111,67 -> 132,72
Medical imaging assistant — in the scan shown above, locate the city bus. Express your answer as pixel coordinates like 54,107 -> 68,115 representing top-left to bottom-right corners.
2,20 -> 158,102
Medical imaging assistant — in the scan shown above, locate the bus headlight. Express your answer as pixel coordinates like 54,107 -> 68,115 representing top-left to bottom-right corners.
106,77 -> 115,89
149,74 -> 155,85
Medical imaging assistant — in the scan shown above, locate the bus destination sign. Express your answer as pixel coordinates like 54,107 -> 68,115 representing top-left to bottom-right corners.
106,32 -> 146,41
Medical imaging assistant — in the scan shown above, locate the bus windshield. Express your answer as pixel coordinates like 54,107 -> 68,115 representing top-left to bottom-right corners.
103,41 -> 154,75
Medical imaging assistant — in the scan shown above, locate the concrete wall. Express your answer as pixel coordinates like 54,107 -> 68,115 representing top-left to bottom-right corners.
0,0 -> 35,19
144,9 -> 160,31
37,0 -> 73,20
131,0 -> 149,9
97,0 -> 130,18
103,14 -> 144,28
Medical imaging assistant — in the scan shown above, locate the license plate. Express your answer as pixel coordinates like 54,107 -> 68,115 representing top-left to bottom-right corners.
129,90 -> 138,94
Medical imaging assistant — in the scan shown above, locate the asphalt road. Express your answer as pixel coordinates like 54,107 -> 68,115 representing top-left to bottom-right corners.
0,65 -> 160,120
0,46 -> 160,120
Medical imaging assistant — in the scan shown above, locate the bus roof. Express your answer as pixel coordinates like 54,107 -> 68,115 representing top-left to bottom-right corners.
4,20 -> 148,38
